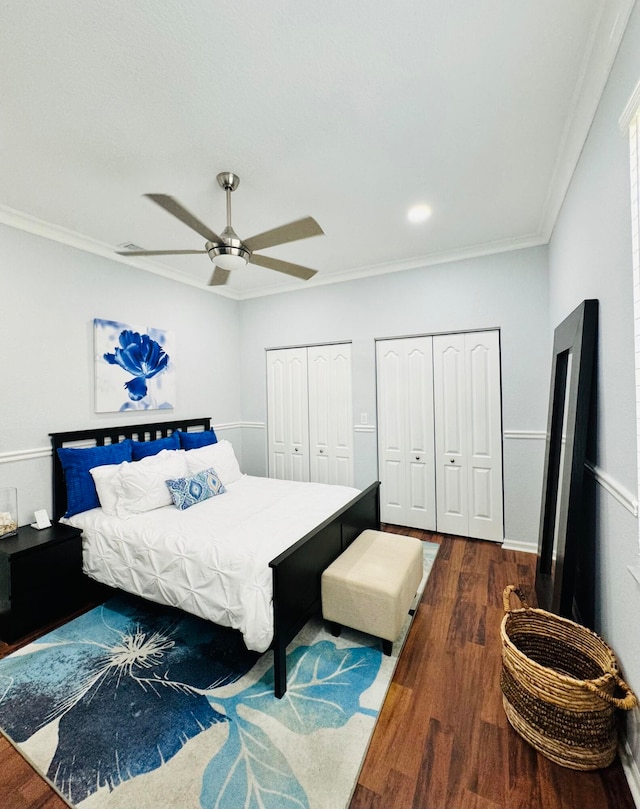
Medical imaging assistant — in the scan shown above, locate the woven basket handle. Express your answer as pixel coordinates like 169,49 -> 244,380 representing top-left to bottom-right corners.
502,585 -> 530,613
585,673 -> 638,711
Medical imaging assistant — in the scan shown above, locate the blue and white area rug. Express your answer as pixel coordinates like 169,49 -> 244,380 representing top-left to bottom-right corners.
0,542 -> 438,809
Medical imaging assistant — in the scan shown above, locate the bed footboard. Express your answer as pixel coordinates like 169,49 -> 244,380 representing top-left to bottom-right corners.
269,481 -> 380,698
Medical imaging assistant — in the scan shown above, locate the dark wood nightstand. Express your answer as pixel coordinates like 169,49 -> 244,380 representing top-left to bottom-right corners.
0,523 -> 88,642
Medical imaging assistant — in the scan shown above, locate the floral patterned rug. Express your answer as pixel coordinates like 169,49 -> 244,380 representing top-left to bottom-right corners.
0,542 -> 438,809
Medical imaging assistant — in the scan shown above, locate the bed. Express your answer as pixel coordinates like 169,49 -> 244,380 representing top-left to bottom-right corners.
50,417 -> 380,697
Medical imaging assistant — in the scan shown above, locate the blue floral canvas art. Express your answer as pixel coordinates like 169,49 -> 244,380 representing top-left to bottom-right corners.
94,318 -> 175,412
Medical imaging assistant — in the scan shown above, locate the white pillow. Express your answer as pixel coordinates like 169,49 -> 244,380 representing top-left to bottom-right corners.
185,440 -> 242,485
89,463 -> 123,516
113,449 -> 188,518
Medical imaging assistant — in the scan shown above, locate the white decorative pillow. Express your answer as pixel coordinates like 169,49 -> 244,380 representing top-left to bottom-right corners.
113,450 -> 188,518
185,439 -> 242,485
89,463 -> 124,516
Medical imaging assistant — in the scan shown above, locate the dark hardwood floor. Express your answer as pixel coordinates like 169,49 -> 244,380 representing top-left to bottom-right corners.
0,529 -> 635,809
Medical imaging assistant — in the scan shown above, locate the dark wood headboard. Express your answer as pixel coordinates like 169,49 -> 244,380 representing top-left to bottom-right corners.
49,417 -> 212,522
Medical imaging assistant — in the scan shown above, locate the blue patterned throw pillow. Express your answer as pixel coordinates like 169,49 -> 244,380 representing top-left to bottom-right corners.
165,467 -> 226,510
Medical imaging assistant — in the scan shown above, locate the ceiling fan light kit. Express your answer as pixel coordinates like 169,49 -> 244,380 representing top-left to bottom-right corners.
115,171 -> 324,287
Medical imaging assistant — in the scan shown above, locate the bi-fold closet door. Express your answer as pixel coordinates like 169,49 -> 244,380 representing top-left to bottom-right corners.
267,344 -> 353,486
376,330 -> 503,542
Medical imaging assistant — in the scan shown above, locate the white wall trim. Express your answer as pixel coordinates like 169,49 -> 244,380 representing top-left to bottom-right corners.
585,460 -> 639,517
620,77 -> 640,133
0,204 -> 239,300
354,424 -> 376,434
503,430 -> 546,440
501,537 -> 537,554
216,421 -> 263,431
539,0 -> 637,239
0,202 -> 547,302
0,422 -> 264,464
620,736 -> 640,809
0,447 -> 51,464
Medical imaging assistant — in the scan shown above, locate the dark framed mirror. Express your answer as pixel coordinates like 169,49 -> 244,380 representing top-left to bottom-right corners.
536,299 -> 598,618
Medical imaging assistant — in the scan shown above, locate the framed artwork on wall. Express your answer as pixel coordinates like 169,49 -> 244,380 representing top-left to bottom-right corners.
94,318 -> 176,413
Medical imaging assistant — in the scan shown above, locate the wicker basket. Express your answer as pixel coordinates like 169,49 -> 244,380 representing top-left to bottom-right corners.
500,585 -> 637,770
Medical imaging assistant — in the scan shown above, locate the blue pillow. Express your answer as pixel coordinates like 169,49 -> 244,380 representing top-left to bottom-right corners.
131,432 -> 180,460
178,428 -> 218,450
57,440 -> 133,517
165,468 -> 226,510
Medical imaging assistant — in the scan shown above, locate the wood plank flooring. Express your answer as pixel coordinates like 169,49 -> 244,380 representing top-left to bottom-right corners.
0,529 -> 635,809
350,527 -> 636,809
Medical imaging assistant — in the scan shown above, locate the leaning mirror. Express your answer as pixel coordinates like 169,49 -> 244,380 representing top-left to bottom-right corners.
535,299 -> 598,619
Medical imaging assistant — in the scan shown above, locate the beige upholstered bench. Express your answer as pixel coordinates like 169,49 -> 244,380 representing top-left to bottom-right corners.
321,529 -> 424,654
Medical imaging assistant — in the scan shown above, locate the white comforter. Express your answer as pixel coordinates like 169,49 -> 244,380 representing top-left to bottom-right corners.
64,475 -> 360,652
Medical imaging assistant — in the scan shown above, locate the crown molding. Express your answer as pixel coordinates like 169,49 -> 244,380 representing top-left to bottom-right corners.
233,233 -> 548,300
0,201 -> 547,301
539,0 -> 637,240
0,204 -> 241,300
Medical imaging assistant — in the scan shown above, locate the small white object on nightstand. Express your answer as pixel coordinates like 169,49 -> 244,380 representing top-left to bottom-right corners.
31,509 -> 52,530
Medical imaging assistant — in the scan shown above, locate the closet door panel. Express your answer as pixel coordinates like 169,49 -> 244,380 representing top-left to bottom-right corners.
377,344 -> 406,522
267,351 -> 287,479
267,348 -> 309,482
465,331 -> 503,541
376,337 -> 435,530
308,344 -> 353,486
288,351 -> 309,460
434,334 -> 468,536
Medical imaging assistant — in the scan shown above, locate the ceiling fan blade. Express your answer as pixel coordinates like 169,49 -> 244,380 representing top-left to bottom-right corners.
243,217 -> 324,253
145,194 -> 221,242
115,249 -> 207,256
209,266 -> 231,286
249,253 -> 317,280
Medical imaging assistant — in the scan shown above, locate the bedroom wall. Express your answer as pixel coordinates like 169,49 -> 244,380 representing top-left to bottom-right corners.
0,224 -> 241,525
238,245 -> 551,549
547,1 -> 640,780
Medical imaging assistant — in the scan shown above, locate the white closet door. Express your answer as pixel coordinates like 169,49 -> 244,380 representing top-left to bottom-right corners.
465,331 -> 503,541
308,344 -> 353,486
433,333 -> 468,536
434,330 -> 503,541
376,337 -> 436,529
267,348 -> 310,482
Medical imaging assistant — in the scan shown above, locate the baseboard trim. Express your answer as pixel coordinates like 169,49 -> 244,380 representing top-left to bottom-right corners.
620,736 -> 640,809
501,538 -> 537,554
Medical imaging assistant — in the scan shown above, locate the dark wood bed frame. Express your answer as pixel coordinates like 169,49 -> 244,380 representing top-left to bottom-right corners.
50,417 -> 380,698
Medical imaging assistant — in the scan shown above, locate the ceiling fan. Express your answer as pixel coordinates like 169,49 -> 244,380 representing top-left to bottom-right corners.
116,172 -> 324,286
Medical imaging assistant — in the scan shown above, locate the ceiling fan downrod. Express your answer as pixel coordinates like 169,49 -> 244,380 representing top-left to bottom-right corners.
207,172 -> 250,269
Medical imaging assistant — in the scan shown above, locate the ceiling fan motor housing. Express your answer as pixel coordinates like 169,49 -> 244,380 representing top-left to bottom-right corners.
206,225 -> 250,270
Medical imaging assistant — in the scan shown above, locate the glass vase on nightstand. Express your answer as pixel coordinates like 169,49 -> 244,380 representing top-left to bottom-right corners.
0,487 -> 18,538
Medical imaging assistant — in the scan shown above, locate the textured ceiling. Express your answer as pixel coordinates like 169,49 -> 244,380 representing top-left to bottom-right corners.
0,1 -> 634,298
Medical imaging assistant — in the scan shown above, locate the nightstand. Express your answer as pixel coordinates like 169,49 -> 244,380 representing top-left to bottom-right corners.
0,523 -> 87,642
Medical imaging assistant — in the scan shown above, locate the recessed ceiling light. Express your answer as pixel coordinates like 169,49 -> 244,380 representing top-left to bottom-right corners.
407,204 -> 432,223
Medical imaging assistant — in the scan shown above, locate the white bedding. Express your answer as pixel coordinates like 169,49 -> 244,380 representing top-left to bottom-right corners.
63,475 -> 360,652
